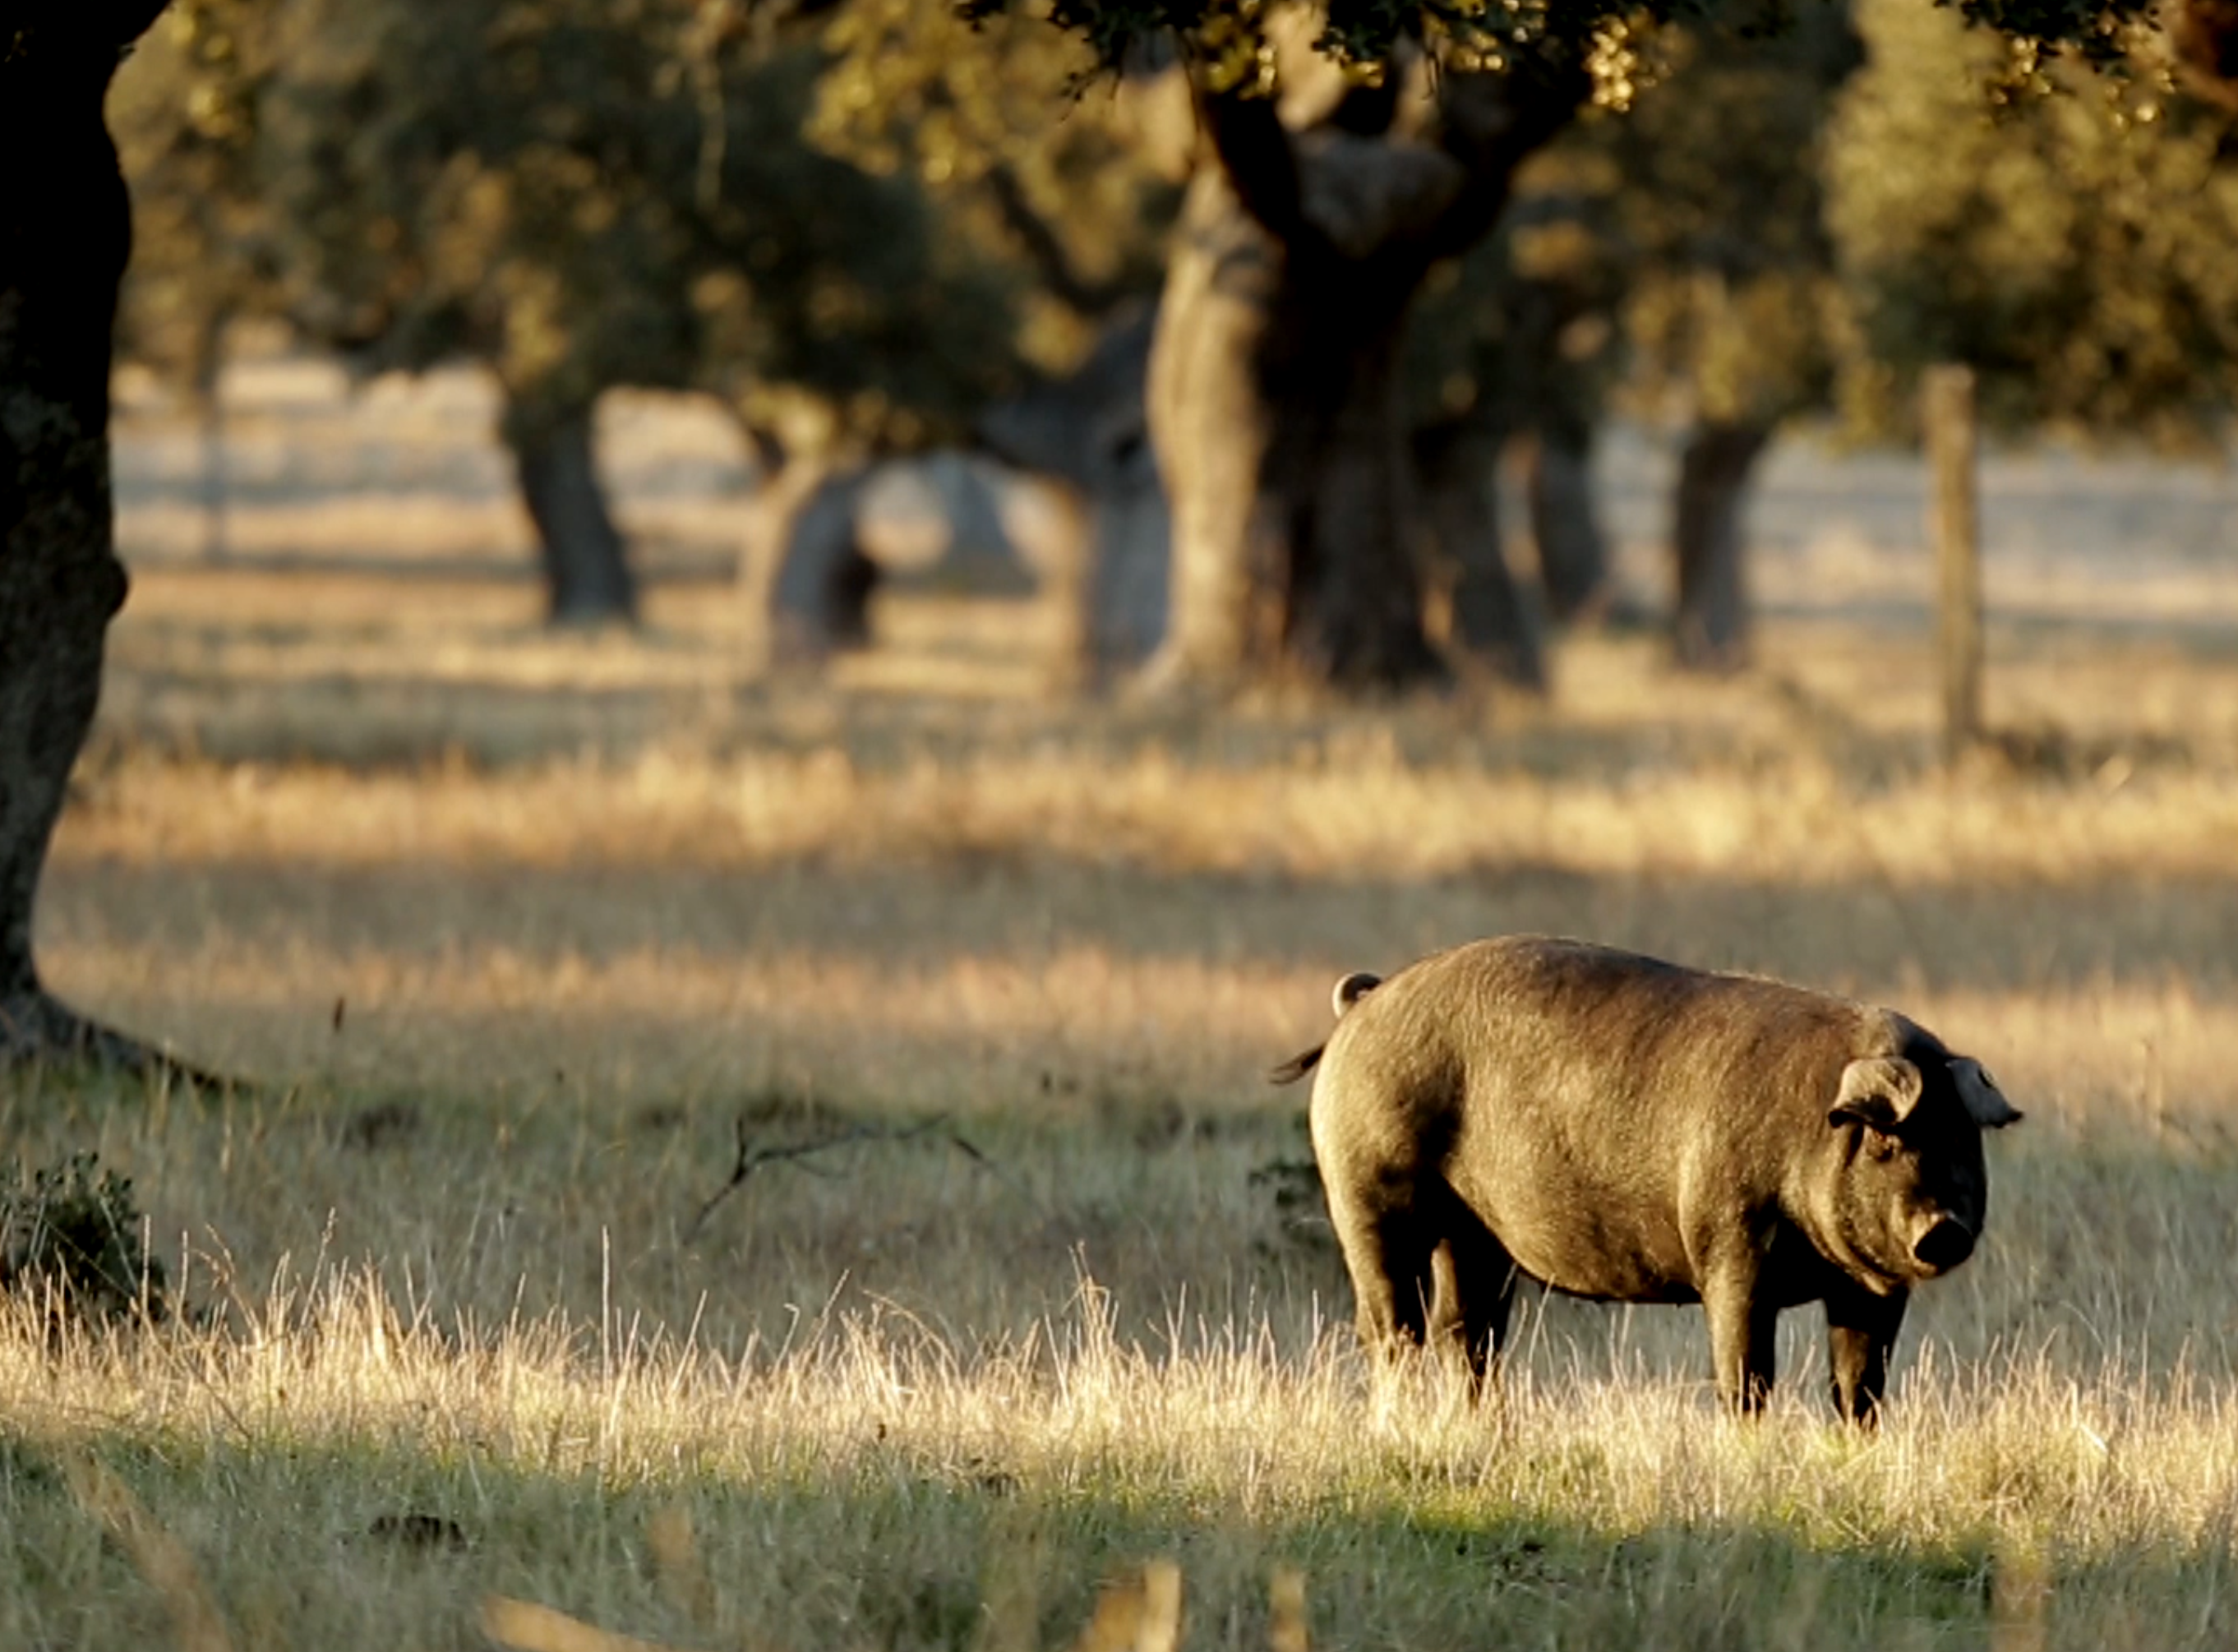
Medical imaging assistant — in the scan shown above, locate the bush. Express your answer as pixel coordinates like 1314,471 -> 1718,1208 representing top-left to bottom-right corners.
1249,1116 -> 1339,1269
0,1151 -> 166,1325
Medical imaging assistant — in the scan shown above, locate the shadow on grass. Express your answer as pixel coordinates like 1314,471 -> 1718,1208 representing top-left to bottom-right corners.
64,854 -> 2238,1005
2,1421 -> 2231,1651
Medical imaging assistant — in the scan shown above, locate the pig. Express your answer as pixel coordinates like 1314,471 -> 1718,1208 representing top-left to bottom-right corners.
1272,936 -> 2020,1424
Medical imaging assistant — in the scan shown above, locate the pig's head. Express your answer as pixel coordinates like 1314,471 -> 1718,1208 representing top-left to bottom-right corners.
1825,1052 -> 2022,1287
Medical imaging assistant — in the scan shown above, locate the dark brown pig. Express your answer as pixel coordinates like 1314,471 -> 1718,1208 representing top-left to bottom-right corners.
1273,936 -> 2020,1424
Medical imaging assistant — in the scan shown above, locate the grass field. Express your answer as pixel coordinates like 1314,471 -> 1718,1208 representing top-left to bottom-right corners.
5,367 -> 2238,1649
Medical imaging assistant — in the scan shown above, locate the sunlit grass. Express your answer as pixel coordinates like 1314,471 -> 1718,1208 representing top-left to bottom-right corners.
3,1253 -> 2236,1649
8,372 -> 2236,1645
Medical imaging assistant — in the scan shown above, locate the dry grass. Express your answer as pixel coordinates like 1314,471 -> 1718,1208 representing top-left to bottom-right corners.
5,370 -> 2236,1647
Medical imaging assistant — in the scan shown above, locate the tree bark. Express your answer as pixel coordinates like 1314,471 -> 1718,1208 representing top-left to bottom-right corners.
502,398 -> 639,628
1142,163 -> 1283,690
2,2 -> 209,1073
978,306 -> 1170,678
753,459 -> 879,667
1414,420 -> 1544,688
1525,424 -> 1612,625
1143,66 -> 1587,694
1672,420 -> 1774,672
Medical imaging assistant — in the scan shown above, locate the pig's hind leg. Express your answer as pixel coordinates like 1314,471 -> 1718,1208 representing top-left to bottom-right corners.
1322,1177 -> 1442,1367
1427,1193 -> 1520,1401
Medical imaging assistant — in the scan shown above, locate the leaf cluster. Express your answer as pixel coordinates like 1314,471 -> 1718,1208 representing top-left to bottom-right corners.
967,0 -> 1705,83
1829,0 -> 2238,446
1409,7 -> 1858,441
114,0 -> 1033,451
109,0 -> 284,392
808,0 -> 1183,369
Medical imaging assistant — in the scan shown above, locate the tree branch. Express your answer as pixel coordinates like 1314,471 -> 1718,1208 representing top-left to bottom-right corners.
683,1112 -> 1000,1242
1419,59 -> 1593,265
983,163 -> 1137,317
1194,81 -> 1320,253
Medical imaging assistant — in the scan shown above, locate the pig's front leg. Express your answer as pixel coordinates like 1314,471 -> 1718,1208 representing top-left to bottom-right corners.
1825,1280 -> 1908,1428
1700,1250 -> 1779,1416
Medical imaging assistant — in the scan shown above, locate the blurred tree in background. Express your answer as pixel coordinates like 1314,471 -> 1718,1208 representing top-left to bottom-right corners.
798,0 -> 1184,667
108,0 -> 279,561
100,0 -> 2238,667
1404,164 -> 1624,688
1406,7 -> 1859,677
1830,0 -> 2238,450
113,0 -> 1028,626
1133,29 -> 1595,693
1594,4 -> 1862,671
985,0 -> 2191,693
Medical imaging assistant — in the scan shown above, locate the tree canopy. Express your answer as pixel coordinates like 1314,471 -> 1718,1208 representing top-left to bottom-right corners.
1830,0 -> 2238,446
971,0 -> 2157,85
118,0 -> 1027,450
112,0 -> 1048,621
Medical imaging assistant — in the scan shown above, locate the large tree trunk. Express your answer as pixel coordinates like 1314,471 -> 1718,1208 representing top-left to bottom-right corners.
1414,420 -> 1544,688
1145,160 -> 1445,692
1143,67 -> 1587,695
1672,420 -> 1774,672
766,464 -> 879,663
733,447 -> 881,672
1142,166 -> 1283,690
978,307 -> 1170,681
1271,273 -> 1441,686
2,2 -> 204,1073
1525,423 -> 1612,625
502,398 -> 639,628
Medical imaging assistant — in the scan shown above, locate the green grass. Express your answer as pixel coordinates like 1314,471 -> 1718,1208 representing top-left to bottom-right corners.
2,1065 -> 2236,1649
15,438 -> 2238,1645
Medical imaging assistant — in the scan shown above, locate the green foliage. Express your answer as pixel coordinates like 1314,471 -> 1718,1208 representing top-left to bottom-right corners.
1828,0 -> 2238,445
973,0 -> 2151,86
0,1151 -> 166,1325
808,0 -> 1181,371
108,0 -> 280,391
968,0 -> 1694,84
1592,8 -> 1860,430
114,0 -> 1030,451
1410,7 -> 1857,442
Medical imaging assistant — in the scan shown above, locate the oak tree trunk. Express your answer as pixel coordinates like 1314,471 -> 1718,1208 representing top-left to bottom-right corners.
503,398 -> 639,628
765,456 -> 877,662
1673,420 -> 1773,672
1414,421 -> 1543,688
2,2 -> 201,1071
1147,168 -> 1447,691
1525,424 -> 1611,625
978,307 -> 1169,679
1144,68 -> 1586,694
1143,166 -> 1283,689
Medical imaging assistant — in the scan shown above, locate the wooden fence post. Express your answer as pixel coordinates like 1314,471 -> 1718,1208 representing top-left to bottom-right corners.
1924,364 -> 1982,762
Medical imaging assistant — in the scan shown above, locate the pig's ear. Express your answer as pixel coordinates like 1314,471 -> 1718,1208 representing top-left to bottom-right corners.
1829,1056 -> 1923,1132
1950,1057 -> 2022,1128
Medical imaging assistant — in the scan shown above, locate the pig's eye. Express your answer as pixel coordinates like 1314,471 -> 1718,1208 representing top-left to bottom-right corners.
1866,1130 -> 1901,1162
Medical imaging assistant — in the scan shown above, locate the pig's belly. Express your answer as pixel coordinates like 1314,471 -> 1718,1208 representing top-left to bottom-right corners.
1465,1180 -> 1700,1305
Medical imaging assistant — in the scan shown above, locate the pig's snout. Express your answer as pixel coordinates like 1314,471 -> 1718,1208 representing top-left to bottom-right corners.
1912,1216 -> 1976,1273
